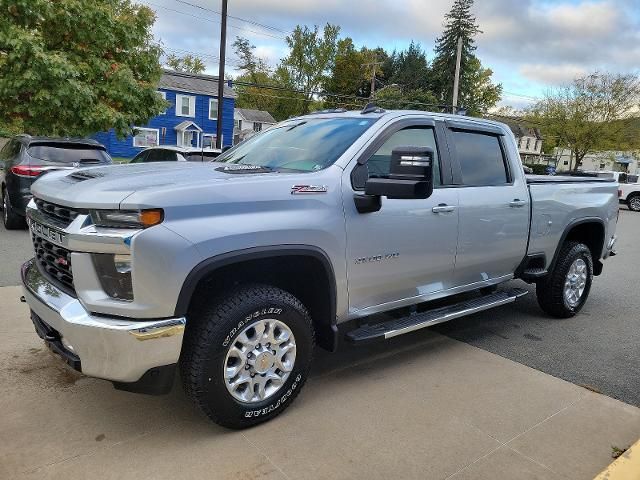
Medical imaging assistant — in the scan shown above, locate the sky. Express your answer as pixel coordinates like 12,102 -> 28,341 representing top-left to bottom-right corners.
145,0 -> 640,109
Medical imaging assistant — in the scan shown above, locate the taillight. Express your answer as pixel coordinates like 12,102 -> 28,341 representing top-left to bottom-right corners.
11,165 -> 48,177
618,189 -> 622,198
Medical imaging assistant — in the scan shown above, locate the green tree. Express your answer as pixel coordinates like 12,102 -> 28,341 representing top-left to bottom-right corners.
0,0 -> 167,137
385,41 -> 431,91
430,0 -> 501,114
279,23 -> 340,114
375,85 -> 438,111
165,53 -> 206,74
231,36 -> 303,121
528,72 -> 640,170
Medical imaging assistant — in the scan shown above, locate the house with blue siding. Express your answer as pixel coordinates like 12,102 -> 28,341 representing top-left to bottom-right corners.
94,70 -> 237,158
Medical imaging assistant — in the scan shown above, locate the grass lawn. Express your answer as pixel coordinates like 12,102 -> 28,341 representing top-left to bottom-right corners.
111,157 -> 131,164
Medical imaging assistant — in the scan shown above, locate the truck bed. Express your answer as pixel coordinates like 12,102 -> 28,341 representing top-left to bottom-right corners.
526,176 -> 619,269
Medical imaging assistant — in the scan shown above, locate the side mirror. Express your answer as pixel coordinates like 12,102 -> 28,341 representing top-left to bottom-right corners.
364,146 -> 434,200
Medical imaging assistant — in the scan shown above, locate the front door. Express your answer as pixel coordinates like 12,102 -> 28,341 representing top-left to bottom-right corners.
343,120 -> 460,317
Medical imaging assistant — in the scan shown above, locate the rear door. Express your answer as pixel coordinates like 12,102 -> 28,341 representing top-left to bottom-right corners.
445,122 -> 529,286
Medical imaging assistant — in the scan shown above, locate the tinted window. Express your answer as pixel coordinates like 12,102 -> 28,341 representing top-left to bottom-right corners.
130,151 -> 148,163
357,127 -> 440,188
145,149 -> 177,162
452,131 -> 508,186
27,144 -> 111,164
186,151 -> 221,162
217,118 -> 375,172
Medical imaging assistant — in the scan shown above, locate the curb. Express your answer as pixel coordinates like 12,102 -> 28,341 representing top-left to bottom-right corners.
594,438 -> 640,480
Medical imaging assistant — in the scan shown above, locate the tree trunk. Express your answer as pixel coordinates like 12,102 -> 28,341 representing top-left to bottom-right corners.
573,151 -> 585,171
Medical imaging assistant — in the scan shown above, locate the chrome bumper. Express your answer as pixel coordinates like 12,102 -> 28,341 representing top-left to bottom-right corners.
21,259 -> 186,383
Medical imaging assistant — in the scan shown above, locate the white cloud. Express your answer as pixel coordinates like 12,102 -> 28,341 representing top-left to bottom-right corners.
519,63 -> 589,85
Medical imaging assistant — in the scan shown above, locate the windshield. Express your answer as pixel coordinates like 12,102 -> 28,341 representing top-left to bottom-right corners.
216,117 -> 376,172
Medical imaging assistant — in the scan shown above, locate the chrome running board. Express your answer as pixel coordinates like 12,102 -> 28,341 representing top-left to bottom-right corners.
346,288 -> 528,344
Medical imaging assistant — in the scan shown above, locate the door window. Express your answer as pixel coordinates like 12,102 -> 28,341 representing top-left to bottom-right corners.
145,149 -> 177,162
354,126 -> 440,189
452,131 -> 509,186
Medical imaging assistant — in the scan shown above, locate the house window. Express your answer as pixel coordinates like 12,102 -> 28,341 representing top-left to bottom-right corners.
176,94 -> 195,117
534,139 -> 539,152
158,91 -> 167,114
600,163 -> 606,169
234,119 -> 242,130
208,98 -> 219,120
525,138 -> 531,150
203,134 -> 222,148
253,122 -> 262,132
563,160 -> 569,166
132,127 -> 159,148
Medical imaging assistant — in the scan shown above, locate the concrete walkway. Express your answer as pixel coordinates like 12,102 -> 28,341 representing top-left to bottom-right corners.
1,285 -> 639,480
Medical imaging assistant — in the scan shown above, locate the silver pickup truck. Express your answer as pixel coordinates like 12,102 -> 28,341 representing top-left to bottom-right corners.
21,109 -> 619,428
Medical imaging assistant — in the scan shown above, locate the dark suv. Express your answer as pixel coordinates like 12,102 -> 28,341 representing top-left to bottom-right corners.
0,136 -> 112,229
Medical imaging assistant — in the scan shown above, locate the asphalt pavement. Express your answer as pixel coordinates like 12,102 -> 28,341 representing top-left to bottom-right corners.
0,220 -> 32,287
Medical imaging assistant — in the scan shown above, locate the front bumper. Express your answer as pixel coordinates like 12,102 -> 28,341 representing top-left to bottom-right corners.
21,259 -> 186,384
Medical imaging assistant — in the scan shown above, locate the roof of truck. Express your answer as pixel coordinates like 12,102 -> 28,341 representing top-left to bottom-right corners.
294,108 -> 510,131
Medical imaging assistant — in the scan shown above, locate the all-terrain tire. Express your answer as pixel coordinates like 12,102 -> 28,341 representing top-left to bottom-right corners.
627,194 -> 640,212
536,241 -> 593,318
2,188 -> 27,230
180,283 -> 315,429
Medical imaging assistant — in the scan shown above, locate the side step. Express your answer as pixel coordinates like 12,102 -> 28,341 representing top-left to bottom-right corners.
346,288 -> 528,344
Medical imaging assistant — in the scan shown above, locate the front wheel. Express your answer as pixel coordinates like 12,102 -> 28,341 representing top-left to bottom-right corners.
627,194 -> 640,212
536,242 -> 593,318
180,284 -> 314,429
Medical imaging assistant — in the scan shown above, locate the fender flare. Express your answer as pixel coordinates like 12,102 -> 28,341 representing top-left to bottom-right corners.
548,217 -> 606,275
174,244 -> 338,329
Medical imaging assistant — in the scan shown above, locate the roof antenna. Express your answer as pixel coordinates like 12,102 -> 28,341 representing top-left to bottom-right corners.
361,103 -> 384,114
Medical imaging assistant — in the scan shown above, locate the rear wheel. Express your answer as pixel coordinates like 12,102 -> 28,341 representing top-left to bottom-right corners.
536,242 -> 593,318
2,189 -> 27,230
180,284 -> 314,429
627,194 -> 640,212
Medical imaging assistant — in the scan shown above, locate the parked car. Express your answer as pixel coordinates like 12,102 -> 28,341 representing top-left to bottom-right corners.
0,136 -> 111,229
130,146 -> 222,163
618,180 -> 640,211
21,109 -> 619,429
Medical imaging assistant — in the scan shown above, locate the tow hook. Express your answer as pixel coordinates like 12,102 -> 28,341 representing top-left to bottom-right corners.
20,296 -> 26,303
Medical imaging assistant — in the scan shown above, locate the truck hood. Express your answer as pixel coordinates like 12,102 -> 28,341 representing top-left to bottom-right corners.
30,162 -> 274,209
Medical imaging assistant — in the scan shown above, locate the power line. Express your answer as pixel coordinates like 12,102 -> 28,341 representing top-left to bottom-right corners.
141,1 -> 286,40
174,0 -> 293,35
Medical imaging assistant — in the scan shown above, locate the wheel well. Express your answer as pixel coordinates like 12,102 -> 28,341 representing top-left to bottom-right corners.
563,221 -> 605,263
184,254 -> 337,351
627,192 -> 640,200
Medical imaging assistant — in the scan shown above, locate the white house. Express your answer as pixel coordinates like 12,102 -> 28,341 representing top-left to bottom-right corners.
505,122 -> 543,163
553,148 -> 640,174
233,108 -> 276,143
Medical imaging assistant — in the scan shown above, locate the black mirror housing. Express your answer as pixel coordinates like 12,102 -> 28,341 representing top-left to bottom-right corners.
364,146 -> 434,200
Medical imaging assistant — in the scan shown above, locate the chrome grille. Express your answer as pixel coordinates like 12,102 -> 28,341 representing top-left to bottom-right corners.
32,233 -> 74,293
34,198 -> 80,227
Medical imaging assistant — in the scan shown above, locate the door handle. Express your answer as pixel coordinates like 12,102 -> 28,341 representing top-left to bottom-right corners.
509,199 -> 527,208
432,204 -> 457,213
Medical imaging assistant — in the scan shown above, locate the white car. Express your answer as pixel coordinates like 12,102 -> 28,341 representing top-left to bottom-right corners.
130,146 -> 222,163
619,182 -> 640,211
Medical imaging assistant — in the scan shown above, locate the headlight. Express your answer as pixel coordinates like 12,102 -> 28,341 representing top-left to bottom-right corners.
90,209 -> 163,229
92,253 -> 133,301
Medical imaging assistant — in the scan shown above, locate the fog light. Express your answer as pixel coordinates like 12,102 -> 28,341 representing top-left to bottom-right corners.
92,253 -> 133,301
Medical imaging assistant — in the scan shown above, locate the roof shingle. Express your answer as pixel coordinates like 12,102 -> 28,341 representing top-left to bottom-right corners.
159,69 -> 237,98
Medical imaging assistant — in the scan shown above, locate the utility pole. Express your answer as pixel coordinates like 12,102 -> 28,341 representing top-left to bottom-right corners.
362,61 -> 383,101
452,36 -> 463,114
215,0 -> 228,149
